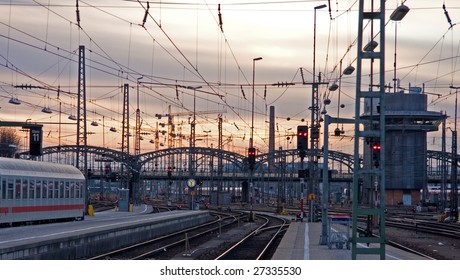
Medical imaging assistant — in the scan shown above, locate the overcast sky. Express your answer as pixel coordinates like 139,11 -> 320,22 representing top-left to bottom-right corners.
1,0 -> 460,155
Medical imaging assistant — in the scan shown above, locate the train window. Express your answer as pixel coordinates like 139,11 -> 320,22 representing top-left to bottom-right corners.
43,180 -> 47,198
59,181 -> 64,198
36,179 -> 42,199
29,178 -> 35,199
36,179 -> 40,199
64,181 -> 70,198
39,179 -> 44,198
76,182 -> 82,198
0,178 -> 3,200
15,178 -> 21,199
7,177 -> 14,199
75,182 -> 78,198
74,182 -> 79,198
43,180 -> 47,199
69,182 -> 74,198
54,180 -> 59,199
69,181 -> 73,198
22,178 -> 28,199
40,179 -> 46,199
48,180 -> 53,199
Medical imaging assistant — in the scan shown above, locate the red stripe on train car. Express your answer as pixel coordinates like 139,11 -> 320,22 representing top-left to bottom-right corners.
0,204 -> 84,213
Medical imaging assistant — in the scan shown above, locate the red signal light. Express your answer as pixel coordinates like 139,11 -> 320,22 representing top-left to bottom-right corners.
298,132 -> 308,137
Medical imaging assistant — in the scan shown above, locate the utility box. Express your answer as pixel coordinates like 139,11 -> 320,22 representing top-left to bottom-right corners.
118,188 -> 130,211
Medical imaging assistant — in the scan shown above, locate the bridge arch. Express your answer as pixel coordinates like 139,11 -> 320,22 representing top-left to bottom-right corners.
17,145 -> 455,182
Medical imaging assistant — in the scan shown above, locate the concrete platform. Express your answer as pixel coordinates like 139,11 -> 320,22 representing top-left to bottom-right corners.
0,205 -> 212,260
272,220 -> 429,260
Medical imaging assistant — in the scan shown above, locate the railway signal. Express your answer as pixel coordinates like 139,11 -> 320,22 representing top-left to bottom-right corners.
371,142 -> 381,167
167,166 -> 172,178
104,164 -> 111,175
248,147 -> 256,171
297,125 -> 308,158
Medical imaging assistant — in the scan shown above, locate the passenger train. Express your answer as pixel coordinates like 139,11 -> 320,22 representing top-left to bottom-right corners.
0,157 -> 85,226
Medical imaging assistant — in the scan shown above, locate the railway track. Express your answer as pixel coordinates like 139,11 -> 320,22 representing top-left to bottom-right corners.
386,217 -> 460,239
214,213 -> 289,260
92,199 -> 177,214
328,206 -> 460,240
327,206 -> 460,259
91,200 -> 116,212
88,211 -> 246,260
151,205 -> 175,213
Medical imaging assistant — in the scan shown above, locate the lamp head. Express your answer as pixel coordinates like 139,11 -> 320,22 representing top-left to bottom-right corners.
390,4 -> 409,21
315,4 -> 327,10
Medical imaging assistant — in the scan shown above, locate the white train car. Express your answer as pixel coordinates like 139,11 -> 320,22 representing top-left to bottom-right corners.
0,157 -> 85,226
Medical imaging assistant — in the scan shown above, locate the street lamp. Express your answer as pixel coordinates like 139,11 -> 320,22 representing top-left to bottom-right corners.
186,86 -> 202,151
249,57 -> 262,221
203,129 -> 211,147
135,76 -> 143,156
308,4 -> 327,223
390,4 -> 409,93
390,4 -> 409,21
251,57 -> 263,148
312,3 -> 327,128
313,4 -> 326,85
186,87 -> 202,176
186,85 -> 202,210
449,86 -> 459,221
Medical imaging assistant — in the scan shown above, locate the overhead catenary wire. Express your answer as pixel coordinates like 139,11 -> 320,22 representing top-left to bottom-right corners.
3,1 -> 460,152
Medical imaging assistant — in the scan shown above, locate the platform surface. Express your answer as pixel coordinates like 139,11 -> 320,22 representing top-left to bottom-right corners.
272,219 -> 428,260
0,205 -> 204,250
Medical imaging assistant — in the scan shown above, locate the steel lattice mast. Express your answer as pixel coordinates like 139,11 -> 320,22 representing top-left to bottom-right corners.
351,0 -> 386,259
76,45 -> 87,174
76,45 -> 88,213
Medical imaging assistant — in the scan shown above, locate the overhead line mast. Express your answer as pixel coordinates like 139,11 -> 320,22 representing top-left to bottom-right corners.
76,45 -> 87,177
76,45 -> 89,214
351,0 -> 386,260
